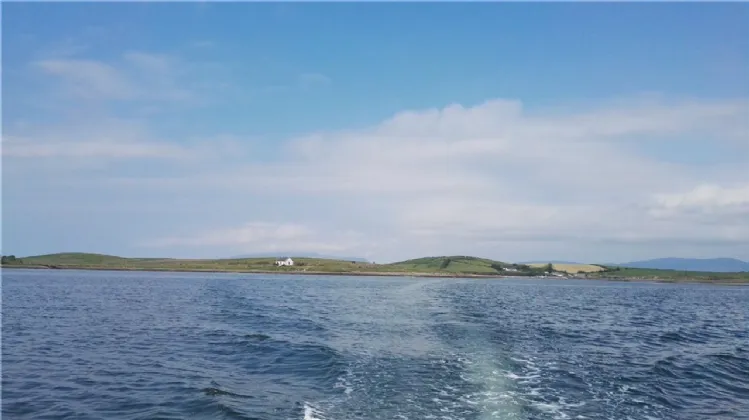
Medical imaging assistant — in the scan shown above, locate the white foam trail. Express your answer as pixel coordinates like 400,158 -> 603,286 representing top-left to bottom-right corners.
334,367 -> 353,395
463,355 -> 525,420
303,403 -> 326,420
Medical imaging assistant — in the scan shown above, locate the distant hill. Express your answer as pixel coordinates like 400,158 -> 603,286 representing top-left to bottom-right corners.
20,252 -> 135,265
615,258 -> 749,273
391,255 -> 507,274
4,252 -> 749,283
229,252 -> 368,263
389,255 -> 549,276
518,260 -> 582,265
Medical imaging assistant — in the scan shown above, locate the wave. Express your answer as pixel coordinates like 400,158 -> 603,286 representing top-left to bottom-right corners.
202,384 -> 255,399
5,271 -> 748,420
303,403 -> 327,420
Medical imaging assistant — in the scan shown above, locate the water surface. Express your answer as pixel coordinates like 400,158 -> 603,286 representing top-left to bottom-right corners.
3,269 -> 748,419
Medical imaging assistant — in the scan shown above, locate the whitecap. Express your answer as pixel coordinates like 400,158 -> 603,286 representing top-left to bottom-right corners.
303,403 -> 326,420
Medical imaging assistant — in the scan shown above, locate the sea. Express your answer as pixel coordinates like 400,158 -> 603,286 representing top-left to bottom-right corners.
2,269 -> 748,420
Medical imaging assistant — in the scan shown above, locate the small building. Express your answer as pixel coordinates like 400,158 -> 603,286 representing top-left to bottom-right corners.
275,257 -> 294,267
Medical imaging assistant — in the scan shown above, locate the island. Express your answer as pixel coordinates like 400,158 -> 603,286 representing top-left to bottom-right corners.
2,253 -> 748,284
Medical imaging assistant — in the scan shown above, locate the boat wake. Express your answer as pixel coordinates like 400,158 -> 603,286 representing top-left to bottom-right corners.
303,403 -> 327,420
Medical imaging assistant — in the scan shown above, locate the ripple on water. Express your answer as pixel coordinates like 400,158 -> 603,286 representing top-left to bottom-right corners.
2,271 -> 748,420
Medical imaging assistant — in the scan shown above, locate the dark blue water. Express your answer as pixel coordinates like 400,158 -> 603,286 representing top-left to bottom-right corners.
2,269 -> 748,420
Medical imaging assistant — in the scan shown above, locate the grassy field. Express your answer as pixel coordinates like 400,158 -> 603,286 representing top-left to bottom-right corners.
388,256 -> 510,274
593,266 -> 749,283
2,253 -> 748,283
1,253 -> 534,276
528,263 -> 605,274
5,253 -> 383,274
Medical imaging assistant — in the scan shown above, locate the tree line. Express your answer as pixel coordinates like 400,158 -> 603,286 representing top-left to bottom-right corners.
1,255 -> 22,265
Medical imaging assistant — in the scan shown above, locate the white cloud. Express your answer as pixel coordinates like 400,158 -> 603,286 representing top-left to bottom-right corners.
650,183 -> 749,219
142,222 -> 365,254
533,97 -> 748,140
35,58 -> 136,100
33,51 -> 207,103
34,36 -> 91,59
0,118 -> 243,165
116,96 -> 747,195
6,87 -> 748,261
2,135 -> 189,159
128,95 -> 748,259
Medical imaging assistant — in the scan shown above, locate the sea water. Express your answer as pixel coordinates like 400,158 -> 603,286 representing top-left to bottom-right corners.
2,269 -> 748,419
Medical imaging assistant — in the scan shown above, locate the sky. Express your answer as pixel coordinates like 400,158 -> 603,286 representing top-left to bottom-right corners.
2,3 -> 748,263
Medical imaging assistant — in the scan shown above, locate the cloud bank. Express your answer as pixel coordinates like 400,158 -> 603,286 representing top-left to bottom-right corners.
4,46 -> 748,263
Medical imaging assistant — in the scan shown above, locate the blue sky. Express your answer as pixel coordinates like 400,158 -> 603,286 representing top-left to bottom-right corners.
3,3 -> 748,263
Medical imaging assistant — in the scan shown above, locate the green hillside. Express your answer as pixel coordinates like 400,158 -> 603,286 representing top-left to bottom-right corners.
2,252 -> 748,283
7,253 -> 381,273
386,256 -> 530,275
20,253 -> 135,265
593,265 -> 749,283
2,253 -> 529,276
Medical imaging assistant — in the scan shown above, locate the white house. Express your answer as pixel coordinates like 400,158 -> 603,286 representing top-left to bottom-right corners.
275,257 -> 294,267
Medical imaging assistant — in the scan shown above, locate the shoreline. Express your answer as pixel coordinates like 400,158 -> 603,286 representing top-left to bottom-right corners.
0,264 -> 506,278
2,264 -> 747,285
